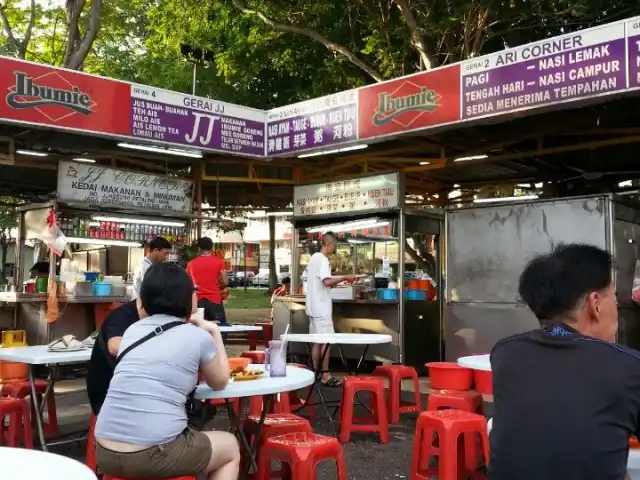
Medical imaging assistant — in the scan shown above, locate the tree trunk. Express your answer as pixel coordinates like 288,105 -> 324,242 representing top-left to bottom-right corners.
63,0 -> 103,70
268,215 -> 278,292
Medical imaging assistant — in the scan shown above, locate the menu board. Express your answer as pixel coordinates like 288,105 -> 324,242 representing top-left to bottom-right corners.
461,22 -> 627,120
266,90 -> 358,155
628,19 -> 640,88
130,86 -> 265,156
57,161 -> 193,213
293,172 -> 400,217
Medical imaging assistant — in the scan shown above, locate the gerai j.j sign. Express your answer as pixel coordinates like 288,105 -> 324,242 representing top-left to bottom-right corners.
2,15 -> 640,158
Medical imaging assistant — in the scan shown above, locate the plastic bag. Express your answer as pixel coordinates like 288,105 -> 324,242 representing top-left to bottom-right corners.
632,260 -> 640,304
36,209 -> 67,256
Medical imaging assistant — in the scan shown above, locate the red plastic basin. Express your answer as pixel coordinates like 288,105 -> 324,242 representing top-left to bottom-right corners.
474,370 -> 493,394
426,362 -> 473,391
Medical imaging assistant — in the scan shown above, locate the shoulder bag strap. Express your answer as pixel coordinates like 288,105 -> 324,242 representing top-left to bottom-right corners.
115,321 -> 185,365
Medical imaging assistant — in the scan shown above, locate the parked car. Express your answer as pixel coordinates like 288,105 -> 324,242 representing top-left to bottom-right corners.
235,271 -> 255,287
256,270 -> 289,287
226,271 -> 236,286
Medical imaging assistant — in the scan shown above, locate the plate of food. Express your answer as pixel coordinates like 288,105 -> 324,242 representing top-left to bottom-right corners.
230,366 -> 266,381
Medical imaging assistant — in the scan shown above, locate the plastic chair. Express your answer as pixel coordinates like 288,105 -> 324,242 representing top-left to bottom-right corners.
241,351 -> 266,364
249,323 -> 273,350
427,389 -> 485,470
339,376 -> 389,444
86,412 -> 97,472
0,397 -> 33,448
285,363 -> 315,420
242,413 -> 312,478
373,364 -> 422,424
257,432 -> 347,480
1,379 -> 59,438
410,409 -> 489,480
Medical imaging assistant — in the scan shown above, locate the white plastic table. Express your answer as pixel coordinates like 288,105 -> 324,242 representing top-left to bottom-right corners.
0,446 -> 97,479
629,450 -> 640,479
218,325 -> 263,333
0,345 -> 92,451
457,354 -> 491,371
196,365 -> 314,479
281,333 -> 392,435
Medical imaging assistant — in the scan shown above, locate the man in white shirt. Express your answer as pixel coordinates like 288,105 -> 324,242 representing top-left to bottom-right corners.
305,231 -> 354,387
131,237 -> 172,300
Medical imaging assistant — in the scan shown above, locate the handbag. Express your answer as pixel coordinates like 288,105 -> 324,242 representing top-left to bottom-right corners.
115,321 -> 217,429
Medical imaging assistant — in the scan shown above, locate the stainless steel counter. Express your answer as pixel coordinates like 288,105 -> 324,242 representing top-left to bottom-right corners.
273,296 -> 401,363
0,293 -> 129,304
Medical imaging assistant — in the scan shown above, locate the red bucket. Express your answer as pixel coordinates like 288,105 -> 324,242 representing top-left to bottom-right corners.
426,362 -> 473,391
474,370 -> 493,394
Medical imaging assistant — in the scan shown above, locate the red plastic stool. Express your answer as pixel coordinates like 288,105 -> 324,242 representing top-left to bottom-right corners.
243,413 -> 312,478
410,410 -> 489,480
339,376 -> 389,444
285,363 -> 315,420
102,476 -> 196,480
242,351 -> 266,364
1,379 -> 59,439
373,364 -> 422,424
427,390 -> 484,414
257,432 -> 347,480
0,397 -> 33,448
249,393 -> 290,416
86,413 -> 97,472
427,390 -> 485,470
258,323 -> 273,344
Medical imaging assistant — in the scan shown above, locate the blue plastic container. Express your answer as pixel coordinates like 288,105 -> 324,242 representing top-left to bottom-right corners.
84,272 -> 100,283
93,282 -> 113,296
377,288 -> 398,301
405,289 -> 427,301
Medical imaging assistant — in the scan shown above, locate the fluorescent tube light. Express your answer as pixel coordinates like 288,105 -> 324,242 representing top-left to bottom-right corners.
307,219 -> 390,234
118,142 -> 202,158
298,144 -> 367,159
92,215 -> 185,227
17,149 -> 48,157
419,162 -> 430,165
65,237 -> 143,247
473,195 -> 539,204
266,211 -> 293,216
453,154 -> 488,162
73,157 -> 96,163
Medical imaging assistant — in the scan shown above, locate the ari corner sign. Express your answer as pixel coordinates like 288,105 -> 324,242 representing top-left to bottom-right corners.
57,161 -> 194,213
293,172 -> 401,217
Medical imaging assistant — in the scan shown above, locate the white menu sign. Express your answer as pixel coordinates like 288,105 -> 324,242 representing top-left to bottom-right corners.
293,172 -> 400,217
57,161 -> 193,213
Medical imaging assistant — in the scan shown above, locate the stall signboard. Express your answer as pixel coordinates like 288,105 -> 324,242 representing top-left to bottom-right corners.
460,22 -> 627,120
57,161 -> 193,213
0,57 -> 130,136
130,86 -> 265,157
293,172 -> 400,217
357,65 -> 461,140
265,90 -> 358,155
628,19 -> 640,88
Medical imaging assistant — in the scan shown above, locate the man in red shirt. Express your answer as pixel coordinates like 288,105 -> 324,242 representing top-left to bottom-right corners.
186,237 -> 228,323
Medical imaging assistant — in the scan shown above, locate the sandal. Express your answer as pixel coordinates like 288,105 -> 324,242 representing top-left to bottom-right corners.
321,377 -> 342,388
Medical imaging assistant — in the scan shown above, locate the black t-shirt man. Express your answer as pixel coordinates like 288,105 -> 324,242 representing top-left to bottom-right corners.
86,301 -> 139,415
490,323 -> 640,480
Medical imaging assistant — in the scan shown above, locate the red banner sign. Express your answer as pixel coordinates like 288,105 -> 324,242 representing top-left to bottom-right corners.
0,57 -> 131,136
358,64 -> 461,140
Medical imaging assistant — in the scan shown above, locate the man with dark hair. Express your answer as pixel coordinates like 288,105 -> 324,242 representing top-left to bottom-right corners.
305,231 -> 354,387
131,236 -> 172,300
490,243 -> 639,480
186,237 -> 228,323
86,300 -> 141,414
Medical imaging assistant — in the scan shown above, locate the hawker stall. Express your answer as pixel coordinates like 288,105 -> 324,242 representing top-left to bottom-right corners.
444,194 -> 640,361
0,161 -> 193,344
273,172 -> 443,371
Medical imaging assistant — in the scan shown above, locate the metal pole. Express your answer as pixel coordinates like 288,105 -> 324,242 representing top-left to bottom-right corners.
397,210 -> 405,364
192,63 -> 197,95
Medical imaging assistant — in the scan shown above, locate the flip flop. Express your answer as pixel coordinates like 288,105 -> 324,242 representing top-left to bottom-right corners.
321,377 -> 342,388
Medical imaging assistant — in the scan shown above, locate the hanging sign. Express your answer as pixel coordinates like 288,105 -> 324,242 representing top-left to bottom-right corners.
57,161 -> 193,213
293,172 -> 401,217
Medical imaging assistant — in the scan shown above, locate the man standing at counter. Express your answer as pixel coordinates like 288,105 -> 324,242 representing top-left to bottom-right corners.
306,231 -> 354,387
131,237 -> 172,300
